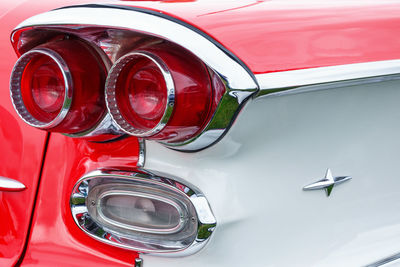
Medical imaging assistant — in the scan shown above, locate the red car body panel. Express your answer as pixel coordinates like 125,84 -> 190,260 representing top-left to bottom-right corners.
0,4 -> 47,265
115,0 -> 400,73
21,134 -> 140,266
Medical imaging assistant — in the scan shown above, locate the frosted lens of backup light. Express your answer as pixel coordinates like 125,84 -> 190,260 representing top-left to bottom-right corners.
100,193 -> 183,232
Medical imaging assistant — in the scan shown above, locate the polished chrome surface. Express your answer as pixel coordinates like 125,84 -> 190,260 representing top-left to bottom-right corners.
365,252 -> 400,267
70,169 -> 216,255
135,258 -> 143,267
13,5 -> 258,151
64,113 -> 122,138
105,51 -> 175,137
255,60 -> 400,98
137,138 -> 146,168
9,48 -> 73,129
0,176 -> 26,192
303,169 -> 351,197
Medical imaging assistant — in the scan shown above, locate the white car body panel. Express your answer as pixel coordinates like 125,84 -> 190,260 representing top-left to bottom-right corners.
143,79 -> 400,266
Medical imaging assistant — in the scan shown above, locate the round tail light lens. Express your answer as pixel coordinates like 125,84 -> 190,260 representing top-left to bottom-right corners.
26,54 -> 66,115
10,39 -> 107,134
11,48 -> 71,128
106,43 -> 223,143
107,52 -> 173,137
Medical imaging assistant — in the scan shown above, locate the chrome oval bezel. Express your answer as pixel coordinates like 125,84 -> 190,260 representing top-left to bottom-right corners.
9,48 -> 73,129
70,169 -> 216,256
105,51 -> 175,137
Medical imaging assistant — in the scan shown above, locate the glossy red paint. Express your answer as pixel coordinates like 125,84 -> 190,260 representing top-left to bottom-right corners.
0,106 -> 46,267
20,134 -> 140,266
114,0 -> 400,74
0,3 -> 45,266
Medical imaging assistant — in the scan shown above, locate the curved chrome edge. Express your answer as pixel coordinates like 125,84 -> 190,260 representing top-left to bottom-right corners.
255,59 -> 400,99
137,138 -> 146,168
9,48 -> 73,129
13,5 -> 259,151
63,113 -> 122,138
365,252 -> 400,267
0,176 -> 26,192
70,169 -> 216,257
135,258 -> 143,267
105,51 -> 175,137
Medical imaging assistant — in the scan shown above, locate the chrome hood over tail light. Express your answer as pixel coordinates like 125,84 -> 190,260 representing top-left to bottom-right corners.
10,4 -> 259,151
70,169 -> 216,255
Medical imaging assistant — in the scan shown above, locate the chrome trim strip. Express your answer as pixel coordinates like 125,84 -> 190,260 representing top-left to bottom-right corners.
10,48 -> 73,129
14,5 -> 258,151
137,138 -> 146,168
365,252 -> 400,267
63,113 -> 122,138
0,176 -> 26,192
70,169 -> 216,256
255,60 -> 400,98
105,51 -> 175,137
135,258 -> 143,267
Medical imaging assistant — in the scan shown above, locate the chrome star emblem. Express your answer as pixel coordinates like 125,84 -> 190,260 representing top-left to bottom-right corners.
303,169 -> 351,197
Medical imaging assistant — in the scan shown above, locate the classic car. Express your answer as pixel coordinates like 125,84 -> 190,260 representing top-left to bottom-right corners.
1,0 -> 400,266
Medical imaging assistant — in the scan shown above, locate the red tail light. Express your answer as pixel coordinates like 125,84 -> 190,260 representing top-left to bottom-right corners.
106,44 -> 224,143
21,52 -> 67,123
10,39 -> 107,134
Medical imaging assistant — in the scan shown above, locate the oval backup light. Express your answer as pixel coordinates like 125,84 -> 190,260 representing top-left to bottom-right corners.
70,170 -> 216,254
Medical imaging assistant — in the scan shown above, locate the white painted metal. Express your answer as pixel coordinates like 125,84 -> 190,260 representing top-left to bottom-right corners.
143,79 -> 400,266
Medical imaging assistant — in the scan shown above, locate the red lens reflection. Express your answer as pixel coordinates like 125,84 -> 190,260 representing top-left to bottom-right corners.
116,57 -> 167,131
21,54 -> 65,123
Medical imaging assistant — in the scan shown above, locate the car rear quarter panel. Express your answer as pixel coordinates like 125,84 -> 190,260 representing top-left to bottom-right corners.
3,0 -> 400,266
20,135 -> 140,266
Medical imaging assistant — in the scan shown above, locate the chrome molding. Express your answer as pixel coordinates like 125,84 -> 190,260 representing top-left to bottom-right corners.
13,4 -> 258,151
64,113 -> 122,139
0,176 -> 26,192
105,51 -> 175,137
365,252 -> 400,267
70,169 -> 216,256
10,48 -> 73,129
303,169 -> 351,197
135,258 -> 143,267
255,59 -> 400,98
137,138 -> 146,168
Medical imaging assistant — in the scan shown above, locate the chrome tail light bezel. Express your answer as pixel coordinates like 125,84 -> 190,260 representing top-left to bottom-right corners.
105,51 -> 175,137
10,48 -> 73,129
70,169 -> 216,256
